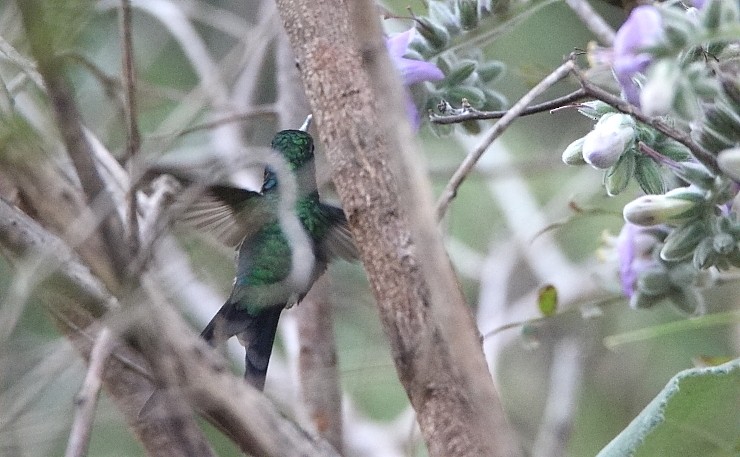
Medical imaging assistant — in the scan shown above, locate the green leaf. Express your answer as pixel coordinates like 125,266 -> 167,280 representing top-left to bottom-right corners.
443,60 -> 477,86
537,284 -> 558,317
446,86 -> 486,108
661,221 -> 707,262
667,286 -> 705,315
658,140 -> 692,163
635,266 -> 671,297
477,61 -> 505,83
604,152 -> 635,196
457,0 -> 479,30
634,156 -> 666,195
481,88 -> 508,111
415,17 -> 449,50
596,358 -> 740,457
461,120 -> 481,134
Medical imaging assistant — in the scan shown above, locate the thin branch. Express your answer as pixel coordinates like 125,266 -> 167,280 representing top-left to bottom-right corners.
294,276 -> 344,452
0,201 -> 119,318
0,196 -> 341,457
47,307 -> 153,380
430,88 -> 588,124
119,0 -> 141,254
571,64 -> 721,174
435,60 -> 576,219
60,52 -> 122,102
481,294 -> 622,340
60,51 -> 187,104
65,327 -> 113,457
531,338 -> 584,457
564,0 -> 616,46
17,2 -> 132,281
0,198 -> 216,457
130,175 -> 181,273
140,276 -> 342,457
0,34 -> 45,88
169,105 -> 278,138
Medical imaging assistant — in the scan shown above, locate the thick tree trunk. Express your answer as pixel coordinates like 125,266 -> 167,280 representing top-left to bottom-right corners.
276,32 -> 345,453
274,1 -> 521,456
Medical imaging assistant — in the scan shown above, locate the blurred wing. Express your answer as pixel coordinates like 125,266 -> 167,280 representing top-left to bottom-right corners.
182,185 -> 272,248
319,204 -> 359,262
146,160 -> 270,247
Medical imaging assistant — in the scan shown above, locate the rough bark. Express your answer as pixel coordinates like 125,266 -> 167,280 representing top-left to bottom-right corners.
276,31 -> 345,453
274,1 -> 521,456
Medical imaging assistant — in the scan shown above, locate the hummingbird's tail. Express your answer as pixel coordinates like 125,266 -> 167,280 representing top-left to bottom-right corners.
242,306 -> 282,390
200,302 -> 283,391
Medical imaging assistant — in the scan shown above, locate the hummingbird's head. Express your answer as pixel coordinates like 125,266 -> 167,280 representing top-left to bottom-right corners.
270,130 -> 314,171
262,129 -> 317,196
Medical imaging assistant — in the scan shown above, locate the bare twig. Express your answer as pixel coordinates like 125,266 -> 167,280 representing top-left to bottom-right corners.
130,175 -> 181,273
0,196 -> 342,457
59,51 -> 122,104
0,35 -> 45,88
531,338 -> 584,457
59,50 -> 188,106
294,275 -> 344,452
430,88 -> 588,124
0,201 -> 119,318
17,2 -> 132,281
564,0 -> 616,46
571,65 -> 721,174
140,276 -> 342,457
169,105 -> 278,138
435,60 -> 576,219
0,198 -> 216,457
65,328 -> 114,457
119,0 -> 141,254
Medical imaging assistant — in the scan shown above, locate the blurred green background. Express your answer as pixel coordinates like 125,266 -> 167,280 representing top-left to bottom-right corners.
0,0 -> 737,456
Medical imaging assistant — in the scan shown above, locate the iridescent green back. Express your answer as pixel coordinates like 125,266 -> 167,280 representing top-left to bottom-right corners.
270,130 -> 314,170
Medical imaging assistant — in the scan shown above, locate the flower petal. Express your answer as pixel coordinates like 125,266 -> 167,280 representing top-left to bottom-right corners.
612,6 -> 662,105
387,29 -> 415,59
398,58 -> 444,85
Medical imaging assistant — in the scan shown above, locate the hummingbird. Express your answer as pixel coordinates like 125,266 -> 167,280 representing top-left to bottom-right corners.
184,129 -> 356,390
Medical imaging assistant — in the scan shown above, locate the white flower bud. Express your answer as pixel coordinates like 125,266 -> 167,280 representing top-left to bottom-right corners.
718,147 -> 740,181
623,192 -> 701,226
582,113 -> 636,169
562,137 -> 586,165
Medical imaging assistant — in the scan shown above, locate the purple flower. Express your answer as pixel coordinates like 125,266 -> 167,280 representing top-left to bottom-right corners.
386,29 -> 444,129
616,223 -> 663,297
612,6 -> 663,105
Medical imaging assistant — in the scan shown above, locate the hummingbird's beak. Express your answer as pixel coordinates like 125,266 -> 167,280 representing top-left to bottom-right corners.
300,114 -> 313,132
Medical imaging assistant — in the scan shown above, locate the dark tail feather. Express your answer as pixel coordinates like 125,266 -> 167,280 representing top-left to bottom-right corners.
200,301 -> 283,391
200,313 -> 222,346
243,306 -> 282,391
200,300 -> 253,346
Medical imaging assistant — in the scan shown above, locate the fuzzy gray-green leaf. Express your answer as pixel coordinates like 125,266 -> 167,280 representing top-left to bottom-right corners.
605,152 -> 635,196
634,156 -> 666,195
661,221 -> 707,262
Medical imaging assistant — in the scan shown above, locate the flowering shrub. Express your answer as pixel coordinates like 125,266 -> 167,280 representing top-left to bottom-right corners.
558,0 -> 740,314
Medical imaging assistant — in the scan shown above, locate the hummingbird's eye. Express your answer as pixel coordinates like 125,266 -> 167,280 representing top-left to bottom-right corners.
263,168 -> 277,191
